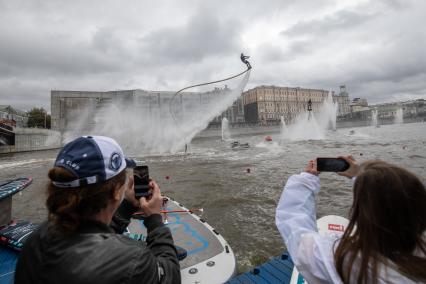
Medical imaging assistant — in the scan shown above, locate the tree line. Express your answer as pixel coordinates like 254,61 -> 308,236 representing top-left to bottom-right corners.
27,107 -> 51,129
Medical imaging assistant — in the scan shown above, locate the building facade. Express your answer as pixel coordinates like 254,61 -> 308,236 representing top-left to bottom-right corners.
402,99 -> 426,118
242,86 -> 330,124
350,98 -> 369,113
333,85 -> 350,115
371,99 -> 426,120
51,90 -> 133,132
51,89 -> 230,132
211,96 -> 245,125
370,101 -> 401,120
0,105 -> 28,127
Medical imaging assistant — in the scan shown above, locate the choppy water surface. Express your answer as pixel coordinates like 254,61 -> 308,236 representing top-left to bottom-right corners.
2,123 -> 426,272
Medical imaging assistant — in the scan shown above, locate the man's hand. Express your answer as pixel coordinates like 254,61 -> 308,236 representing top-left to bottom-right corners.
304,159 -> 319,176
123,170 -> 140,208
139,181 -> 163,217
337,155 -> 360,178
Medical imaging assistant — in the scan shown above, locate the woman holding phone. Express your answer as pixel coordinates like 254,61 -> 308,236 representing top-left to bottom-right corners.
276,156 -> 426,283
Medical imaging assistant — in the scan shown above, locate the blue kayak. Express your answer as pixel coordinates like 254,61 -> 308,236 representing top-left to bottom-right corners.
0,178 -> 32,201
0,246 -> 18,283
0,177 -> 33,283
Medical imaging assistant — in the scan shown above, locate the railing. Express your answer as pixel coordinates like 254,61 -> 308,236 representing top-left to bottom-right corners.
0,122 -> 14,132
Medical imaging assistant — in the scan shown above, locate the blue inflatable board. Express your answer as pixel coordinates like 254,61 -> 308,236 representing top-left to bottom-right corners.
0,178 -> 32,201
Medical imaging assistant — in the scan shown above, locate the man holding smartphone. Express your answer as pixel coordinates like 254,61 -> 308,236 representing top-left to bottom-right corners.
16,136 -> 180,284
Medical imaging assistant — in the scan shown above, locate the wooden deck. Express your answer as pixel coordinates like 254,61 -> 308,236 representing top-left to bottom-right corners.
0,246 -> 18,283
0,246 -> 296,284
226,252 -> 294,284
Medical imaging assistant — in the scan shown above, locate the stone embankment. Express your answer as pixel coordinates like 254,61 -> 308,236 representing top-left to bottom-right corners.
0,128 -> 61,154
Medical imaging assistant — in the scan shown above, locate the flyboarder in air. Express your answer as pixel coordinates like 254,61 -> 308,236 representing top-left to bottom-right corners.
240,53 -> 252,69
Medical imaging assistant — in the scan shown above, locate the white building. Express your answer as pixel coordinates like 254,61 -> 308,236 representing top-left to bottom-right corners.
333,86 -> 351,116
0,105 -> 28,127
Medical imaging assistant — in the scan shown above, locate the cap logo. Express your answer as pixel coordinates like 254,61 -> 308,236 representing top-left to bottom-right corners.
110,152 -> 122,171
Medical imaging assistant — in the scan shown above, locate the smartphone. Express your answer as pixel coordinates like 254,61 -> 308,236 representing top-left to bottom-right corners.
133,166 -> 151,198
317,158 -> 350,172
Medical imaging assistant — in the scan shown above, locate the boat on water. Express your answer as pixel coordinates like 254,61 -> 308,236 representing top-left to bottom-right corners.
230,141 -> 250,149
0,177 -> 32,228
227,215 -> 349,284
0,177 -> 236,284
130,198 -> 237,283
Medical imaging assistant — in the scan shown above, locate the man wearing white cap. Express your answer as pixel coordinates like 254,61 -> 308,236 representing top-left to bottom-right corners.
15,136 -> 180,284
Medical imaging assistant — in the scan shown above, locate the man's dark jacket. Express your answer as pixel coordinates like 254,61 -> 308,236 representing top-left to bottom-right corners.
15,200 -> 180,284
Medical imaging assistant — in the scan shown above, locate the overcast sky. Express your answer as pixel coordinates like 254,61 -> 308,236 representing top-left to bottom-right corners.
0,0 -> 425,112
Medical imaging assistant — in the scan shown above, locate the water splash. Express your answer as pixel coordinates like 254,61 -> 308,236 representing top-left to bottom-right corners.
282,92 -> 338,141
63,102 -> 95,143
394,107 -> 403,124
286,112 -> 325,140
280,116 -> 288,139
371,109 -> 378,127
221,117 -> 231,141
64,71 -> 250,155
44,131 -> 62,147
321,92 -> 338,131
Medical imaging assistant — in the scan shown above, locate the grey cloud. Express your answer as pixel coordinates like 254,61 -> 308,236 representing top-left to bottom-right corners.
281,9 -> 377,37
257,43 -> 286,63
0,32 -> 126,78
379,0 -> 413,10
138,12 -> 242,64
91,27 -> 123,54
0,0 -> 425,112
345,72 -> 426,103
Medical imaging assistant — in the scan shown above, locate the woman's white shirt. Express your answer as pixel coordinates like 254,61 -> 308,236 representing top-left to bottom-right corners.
275,172 -> 418,284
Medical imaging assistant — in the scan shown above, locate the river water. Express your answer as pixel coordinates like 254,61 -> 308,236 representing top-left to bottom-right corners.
1,122 -> 425,272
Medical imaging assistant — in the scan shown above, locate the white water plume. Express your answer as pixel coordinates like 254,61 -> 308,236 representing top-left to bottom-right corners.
320,92 -> 338,131
283,92 -> 338,141
394,107 -> 403,124
371,109 -> 378,127
44,130 -> 62,147
221,117 -> 231,141
287,112 -> 324,140
63,102 -> 95,143
64,71 -> 250,155
280,116 -> 288,139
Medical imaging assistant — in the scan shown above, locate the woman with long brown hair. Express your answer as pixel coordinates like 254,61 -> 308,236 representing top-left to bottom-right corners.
276,156 -> 426,283
15,136 -> 180,284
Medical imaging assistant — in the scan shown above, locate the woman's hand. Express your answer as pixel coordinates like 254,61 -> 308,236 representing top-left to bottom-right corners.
304,159 -> 319,176
337,155 -> 360,178
139,181 -> 163,217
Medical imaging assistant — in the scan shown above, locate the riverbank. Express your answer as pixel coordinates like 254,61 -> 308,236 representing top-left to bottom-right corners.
197,118 -> 425,139
0,128 -> 61,154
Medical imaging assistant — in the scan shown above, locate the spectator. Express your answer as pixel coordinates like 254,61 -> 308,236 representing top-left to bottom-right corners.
276,156 -> 426,283
15,136 -> 180,284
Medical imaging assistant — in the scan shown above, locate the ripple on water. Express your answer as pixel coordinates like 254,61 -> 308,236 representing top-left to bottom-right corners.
0,158 -> 54,170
